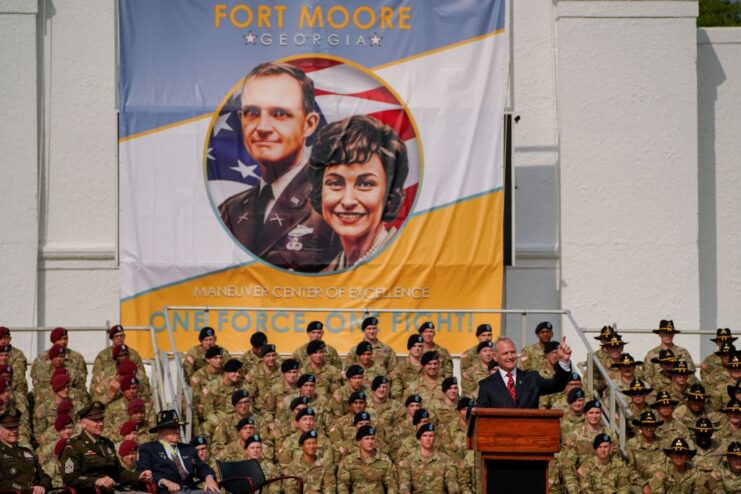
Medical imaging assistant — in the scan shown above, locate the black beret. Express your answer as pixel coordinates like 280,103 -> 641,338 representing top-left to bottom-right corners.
442,377 -> 458,392
257,344 -> 276,358
306,340 -> 326,355
299,430 -> 318,445
416,423 -> 435,439
356,425 -> 376,441
235,416 -> 255,431
371,376 -> 388,391
418,322 -> 435,333
583,399 -> 602,413
356,341 -> 373,355
405,395 -> 422,407
421,351 -> 439,366
281,359 -> 300,373
407,334 -> 423,349
362,317 -> 378,330
412,408 -> 430,425
477,341 -> 494,353
353,411 -> 371,425
457,397 -> 475,410
295,407 -> 316,421
297,374 -> 316,387
306,321 -> 323,332
198,327 -> 215,341
535,321 -> 553,334
231,389 -> 250,405
290,396 -> 309,411
567,388 -> 585,404
544,341 -> 560,354
346,365 -> 365,378
190,436 -> 208,447
250,332 -> 267,347
568,372 -> 582,381
223,359 -> 243,372
349,391 -> 367,403
205,346 -> 224,359
476,324 -> 492,336
244,434 -> 261,447
592,433 -> 611,449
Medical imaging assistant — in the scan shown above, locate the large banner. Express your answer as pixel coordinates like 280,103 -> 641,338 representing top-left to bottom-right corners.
119,0 -> 507,357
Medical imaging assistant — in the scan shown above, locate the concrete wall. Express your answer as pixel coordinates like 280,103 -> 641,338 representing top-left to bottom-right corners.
2,0 -> 741,369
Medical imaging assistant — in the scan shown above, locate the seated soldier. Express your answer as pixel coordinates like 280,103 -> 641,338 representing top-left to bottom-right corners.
190,345 -> 224,430
561,400 -> 613,483
647,349 -> 679,394
337,425 -> 396,494
398,423 -> 460,494
34,373 -> 81,442
548,372 -> 587,413
201,359 -> 248,436
0,409 -> 52,493
91,325 -> 145,380
0,375 -> 31,447
664,360 -> 697,406
417,322 -> 453,378
293,321 -> 342,370
191,436 -> 217,475
621,379 -> 654,435
345,316 -> 398,374
328,391 -> 370,458
182,326 -> 229,382
672,383 -> 723,430
31,327 -> 87,392
277,407 -> 333,469
625,410 -> 666,488
240,435 -> 280,494
38,413 -> 75,485
561,388 -> 586,436
274,374 -> 330,433
648,438 -> 712,492
0,326 -> 29,385
709,351 -> 741,411
403,351 -> 445,412
118,439 -> 139,474
643,319 -> 695,382
284,430 -> 337,494
329,365 -> 366,418
394,408 -> 432,463
571,433 -> 631,493
241,332 -> 281,370
711,441 -> 741,491
519,321 -> 554,371
212,389 -> 267,453
246,344 -> 283,412
461,341 -> 494,399
352,341 -> 386,388
702,340 -> 736,392
33,345 -> 89,406
436,377 -> 461,430
651,391 -> 687,445
364,375 -> 401,429
459,323 -> 493,375
610,353 -> 644,391
215,416 -> 275,463
91,346 -> 151,404
390,334 -> 425,399
103,375 -> 156,440
702,327 -> 737,381
691,417 -> 723,477
300,340 -> 343,398
0,343 -> 27,398
719,398 -> 741,447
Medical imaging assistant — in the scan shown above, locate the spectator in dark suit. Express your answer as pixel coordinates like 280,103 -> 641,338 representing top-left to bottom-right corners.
138,410 -> 218,493
476,336 -> 573,409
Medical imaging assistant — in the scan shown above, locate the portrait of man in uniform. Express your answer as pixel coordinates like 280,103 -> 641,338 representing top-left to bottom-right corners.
218,62 -> 339,272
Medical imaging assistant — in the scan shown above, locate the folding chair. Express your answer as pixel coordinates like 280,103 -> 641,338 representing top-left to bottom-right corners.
216,459 -> 303,494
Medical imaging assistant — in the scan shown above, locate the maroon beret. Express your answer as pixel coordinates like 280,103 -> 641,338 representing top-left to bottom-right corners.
48,344 -> 66,359
120,375 -> 139,391
57,400 -> 73,416
127,398 -> 145,415
51,374 -> 70,392
118,439 -> 138,456
117,359 -> 137,376
52,367 -> 68,378
0,365 -> 11,376
112,344 -> 130,359
108,325 -> 124,339
0,327 -> 9,337
0,378 -> 10,393
54,413 -> 73,431
120,420 -> 138,436
50,327 -> 67,343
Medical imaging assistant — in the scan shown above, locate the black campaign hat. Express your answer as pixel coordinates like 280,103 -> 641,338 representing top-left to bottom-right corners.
711,327 -> 737,343
631,410 -> 664,427
610,353 -> 642,368
686,383 -> 708,401
650,349 -> 677,364
728,441 -> 741,457
594,325 -> 616,342
622,379 -> 653,396
650,391 -> 679,408
691,417 -> 718,434
663,438 -> 695,457
149,409 -> 187,433
653,319 -> 680,335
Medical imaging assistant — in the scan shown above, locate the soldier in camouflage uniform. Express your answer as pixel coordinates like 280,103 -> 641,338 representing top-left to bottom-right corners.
293,321 -> 342,370
403,351 -> 444,413
390,335 -> 424,399
708,351 -> 741,411
215,416 -> 275,462
692,417 -> 723,477
560,388 -> 586,436
701,328 -> 736,382
718,398 -> 741,447
398,423 -> 460,494
673,383 -> 724,430
241,435 -> 281,494
0,376 -> 31,447
610,353 -> 644,391
648,349 -> 680,394
61,401 -> 149,491
664,360 -> 698,406
328,391 -> 370,457
710,441 -> 741,492
461,341 -> 494,399
284,430 -> 337,494
0,409 -> 53,493
417,322 -> 453,378
350,341 -> 386,390
201,358 -> 249,436
345,316 -> 398,375
38,413 -> 75,485
702,341 -> 735,395
620,378 -> 654,436
393,408 -> 434,464
625,410 -> 667,489
245,344 -> 283,413
275,374 -> 331,434
643,319 -> 696,383
459,324 -> 492,375
561,399 -> 614,489
547,372 -> 586,413
0,327 -> 28,388
91,325 -> 145,383
0,344 -> 27,400
648,437 -> 713,493
572,433 -> 631,493
91,346 -> 152,404
519,321 -> 554,372
301,340 -> 343,399
34,373 -> 80,441
212,390 -> 265,453
652,391 -> 688,447
33,344 -> 89,407
329,365 -> 366,418
189,345 -> 224,429
241,332 -> 281,370
337,425 -> 396,494
277,407 -> 334,469
182,326 -> 230,382
438,397 -> 476,492
435,377 -> 460,433
364,375 -> 402,429
103,376 -> 156,441
31,327 -> 88,392
190,436 -> 217,479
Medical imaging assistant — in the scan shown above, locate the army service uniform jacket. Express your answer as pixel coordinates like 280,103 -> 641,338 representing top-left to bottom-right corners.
61,432 -> 139,491
0,440 -> 52,492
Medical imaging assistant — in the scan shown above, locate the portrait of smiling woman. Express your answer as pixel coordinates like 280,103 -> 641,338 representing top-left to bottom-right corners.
308,115 -> 409,272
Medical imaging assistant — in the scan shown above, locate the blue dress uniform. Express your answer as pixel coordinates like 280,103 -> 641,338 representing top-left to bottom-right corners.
0,410 -> 53,493
60,402 -> 139,492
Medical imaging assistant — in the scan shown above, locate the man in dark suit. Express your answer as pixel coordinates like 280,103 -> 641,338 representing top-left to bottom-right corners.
138,410 -> 218,493
476,336 -> 573,409
219,62 -> 339,272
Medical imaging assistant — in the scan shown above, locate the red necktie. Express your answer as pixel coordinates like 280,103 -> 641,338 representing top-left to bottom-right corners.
506,372 -> 516,402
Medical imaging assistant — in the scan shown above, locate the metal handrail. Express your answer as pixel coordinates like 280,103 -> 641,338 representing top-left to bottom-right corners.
163,307 -> 193,441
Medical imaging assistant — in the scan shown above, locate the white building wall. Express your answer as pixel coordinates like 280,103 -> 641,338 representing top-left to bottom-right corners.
1,0 -> 740,370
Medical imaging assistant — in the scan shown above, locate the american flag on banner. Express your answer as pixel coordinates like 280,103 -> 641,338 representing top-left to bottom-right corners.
206,57 -> 420,231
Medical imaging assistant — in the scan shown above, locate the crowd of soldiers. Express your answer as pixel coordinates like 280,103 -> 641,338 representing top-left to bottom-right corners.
2,318 -> 741,492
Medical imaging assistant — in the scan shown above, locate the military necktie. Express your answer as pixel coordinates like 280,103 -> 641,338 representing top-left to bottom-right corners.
254,184 -> 274,239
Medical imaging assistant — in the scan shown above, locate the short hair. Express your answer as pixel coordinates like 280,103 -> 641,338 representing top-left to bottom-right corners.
493,337 -> 516,352
240,62 -> 316,116
308,115 -> 409,222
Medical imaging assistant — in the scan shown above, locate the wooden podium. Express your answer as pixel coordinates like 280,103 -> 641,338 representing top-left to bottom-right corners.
467,408 -> 563,493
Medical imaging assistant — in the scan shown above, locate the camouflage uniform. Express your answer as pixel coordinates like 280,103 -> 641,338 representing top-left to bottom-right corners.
337,449 -> 397,494
390,359 -> 421,399
694,439 -> 724,476
0,439 -> 52,491
215,437 -> 275,463
648,463 -> 713,493
673,404 -> 724,430
241,348 -> 282,370
182,344 -> 230,381
364,395 -> 402,429
357,362 -> 386,391
329,384 -> 366,418
33,366 -> 90,406
560,425 -> 612,483
657,418 -> 689,447
259,379 -> 296,421
277,430 -> 334,468
329,419 -> 388,461
246,363 -> 283,413
301,361 -> 343,399
31,348 -> 87,390
211,411 -> 269,453
701,352 -> 722,382
90,365 -> 152,404
284,454 -> 337,494
421,344 -> 453,378
458,344 -> 479,376
710,460 -> 741,492
398,448 -> 460,493
519,342 -> 546,372
189,366 -> 222,426
8,346 -> 29,384
575,455 -> 632,493
294,342 -> 343,370
102,396 -> 156,442
643,344 -> 695,382
37,431 -> 65,488
625,434 -> 667,487
201,378 -> 249,435
403,375 -> 444,414
461,362 -> 489,399
275,394 -> 331,434
345,340 -> 398,375
91,346 -> 144,379
34,399 -> 80,441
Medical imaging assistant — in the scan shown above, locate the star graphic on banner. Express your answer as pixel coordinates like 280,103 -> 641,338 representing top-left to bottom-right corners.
207,147 -> 215,161
230,160 -> 259,180
213,113 -> 233,136
370,33 -> 382,46
244,31 -> 257,45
